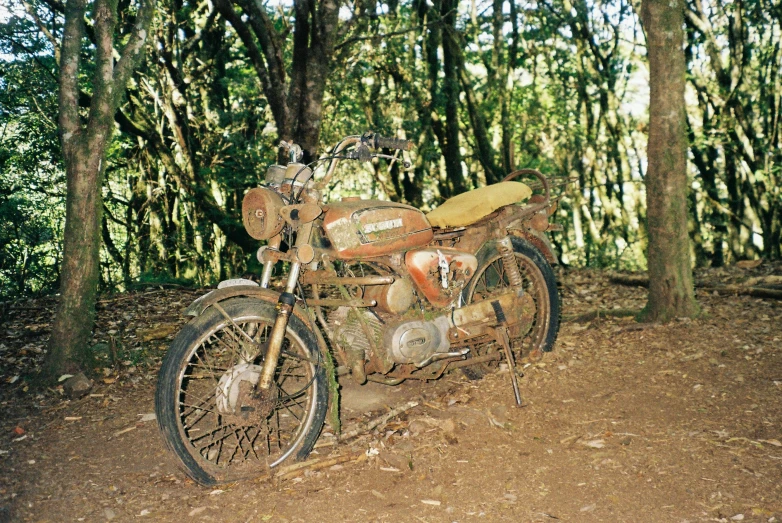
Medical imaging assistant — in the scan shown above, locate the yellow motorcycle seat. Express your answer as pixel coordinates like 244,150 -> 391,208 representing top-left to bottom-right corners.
426,181 -> 532,228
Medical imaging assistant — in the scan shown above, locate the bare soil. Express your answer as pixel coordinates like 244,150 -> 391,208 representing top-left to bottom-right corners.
1,267 -> 781,522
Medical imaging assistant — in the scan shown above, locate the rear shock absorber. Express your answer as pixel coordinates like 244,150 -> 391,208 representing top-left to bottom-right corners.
497,236 -> 523,290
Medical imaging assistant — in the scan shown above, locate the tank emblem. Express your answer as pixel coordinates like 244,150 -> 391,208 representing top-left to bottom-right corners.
362,218 -> 403,234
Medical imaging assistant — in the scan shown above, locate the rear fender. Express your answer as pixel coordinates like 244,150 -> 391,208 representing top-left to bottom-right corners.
510,229 -> 558,265
184,284 -> 311,325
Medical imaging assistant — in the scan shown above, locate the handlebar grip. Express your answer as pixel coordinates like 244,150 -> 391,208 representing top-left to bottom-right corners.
373,135 -> 413,151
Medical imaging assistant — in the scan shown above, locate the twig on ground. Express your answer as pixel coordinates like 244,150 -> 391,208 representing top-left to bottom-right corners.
338,401 -> 419,442
274,452 -> 364,481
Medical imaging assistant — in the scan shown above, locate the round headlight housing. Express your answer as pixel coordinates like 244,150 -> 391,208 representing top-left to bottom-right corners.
242,187 -> 285,240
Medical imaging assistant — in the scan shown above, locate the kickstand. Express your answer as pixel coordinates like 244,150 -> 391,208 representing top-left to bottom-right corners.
495,326 -> 523,406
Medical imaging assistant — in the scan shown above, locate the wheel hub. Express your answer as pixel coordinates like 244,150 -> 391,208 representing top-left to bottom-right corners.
216,363 -> 277,425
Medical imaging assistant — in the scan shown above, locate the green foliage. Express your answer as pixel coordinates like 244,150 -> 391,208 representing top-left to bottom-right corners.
0,0 -> 779,299
0,19 -> 64,297
127,271 -> 196,290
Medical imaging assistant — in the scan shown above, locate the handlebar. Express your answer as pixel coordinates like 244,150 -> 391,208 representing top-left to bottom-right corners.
372,134 -> 413,151
316,132 -> 413,189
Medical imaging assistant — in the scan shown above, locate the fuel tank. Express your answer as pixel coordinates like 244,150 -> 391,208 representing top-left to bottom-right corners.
321,200 -> 433,259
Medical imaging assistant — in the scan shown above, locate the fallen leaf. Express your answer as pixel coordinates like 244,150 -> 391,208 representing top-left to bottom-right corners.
137,324 -> 178,342
759,439 -> 782,447
188,507 -> 207,517
735,260 -> 761,269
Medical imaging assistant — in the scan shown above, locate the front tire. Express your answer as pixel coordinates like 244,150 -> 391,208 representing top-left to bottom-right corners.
155,298 -> 327,486
461,237 -> 560,379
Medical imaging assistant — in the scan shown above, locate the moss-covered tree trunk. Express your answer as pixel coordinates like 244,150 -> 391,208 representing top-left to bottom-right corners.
43,0 -> 155,379
639,0 -> 699,322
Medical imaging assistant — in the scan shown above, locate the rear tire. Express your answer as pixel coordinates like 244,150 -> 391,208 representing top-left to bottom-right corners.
155,298 -> 327,486
461,238 -> 560,380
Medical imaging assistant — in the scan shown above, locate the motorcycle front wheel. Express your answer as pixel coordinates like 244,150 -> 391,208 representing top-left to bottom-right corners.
461,237 -> 560,379
155,297 -> 327,486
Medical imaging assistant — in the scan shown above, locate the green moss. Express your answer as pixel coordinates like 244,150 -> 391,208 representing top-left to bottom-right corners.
321,344 -> 341,434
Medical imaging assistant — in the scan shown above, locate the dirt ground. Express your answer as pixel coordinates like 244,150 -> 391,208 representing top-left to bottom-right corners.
1,267 -> 781,522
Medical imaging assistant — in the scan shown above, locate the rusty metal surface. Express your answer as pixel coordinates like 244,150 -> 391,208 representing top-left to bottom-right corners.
405,248 -> 478,307
452,290 -> 532,328
183,286 -> 311,325
497,236 -> 524,288
321,200 -> 433,259
507,228 -> 559,264
363,278 -> 416,314
299,273 -> 395,286
257,300 -> 293,390
242,187 -> 286,240
306,298 -> 376,308
530,212 -> 549,232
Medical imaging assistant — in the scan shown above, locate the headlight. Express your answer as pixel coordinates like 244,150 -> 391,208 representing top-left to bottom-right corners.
242,187 -> 285,240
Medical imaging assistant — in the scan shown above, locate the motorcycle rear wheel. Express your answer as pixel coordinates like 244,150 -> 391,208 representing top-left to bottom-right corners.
461,237 -> 560,379
155,298 -> 327,486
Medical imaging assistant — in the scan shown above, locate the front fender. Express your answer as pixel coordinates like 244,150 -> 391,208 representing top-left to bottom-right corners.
184,285 -> 311,325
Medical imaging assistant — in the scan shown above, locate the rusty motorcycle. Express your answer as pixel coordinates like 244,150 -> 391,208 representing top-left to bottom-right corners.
155,132 -> 561,485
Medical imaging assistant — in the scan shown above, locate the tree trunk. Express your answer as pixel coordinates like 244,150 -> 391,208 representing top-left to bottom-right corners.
639,0 -> 699,322
43,0 -> 155,379
44,150 -> 102,374
441,0 -> 466,195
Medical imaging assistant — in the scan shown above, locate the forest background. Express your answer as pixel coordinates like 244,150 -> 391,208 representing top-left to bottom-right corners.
1,0 -> 780,300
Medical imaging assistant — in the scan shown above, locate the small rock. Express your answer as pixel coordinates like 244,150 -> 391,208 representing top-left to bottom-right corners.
63,373 -> 93,399
407,419 -> 428,436
188,507 -> 207,517
489,405 -> 509,425
378,450 -> 409,471
581,439 -> 605,449
103,508 -> 116,520
731,515 -> 744,521
619,436 -> 633,446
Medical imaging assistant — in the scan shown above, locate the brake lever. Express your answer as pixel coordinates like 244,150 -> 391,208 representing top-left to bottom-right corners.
374,153 -> 411,169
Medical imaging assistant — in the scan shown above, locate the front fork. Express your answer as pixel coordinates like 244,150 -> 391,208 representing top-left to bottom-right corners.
256,224 -> 312,391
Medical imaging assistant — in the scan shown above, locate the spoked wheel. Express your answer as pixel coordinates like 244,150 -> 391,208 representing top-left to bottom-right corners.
155,298 -> 327,486
461,237 -> 560,379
